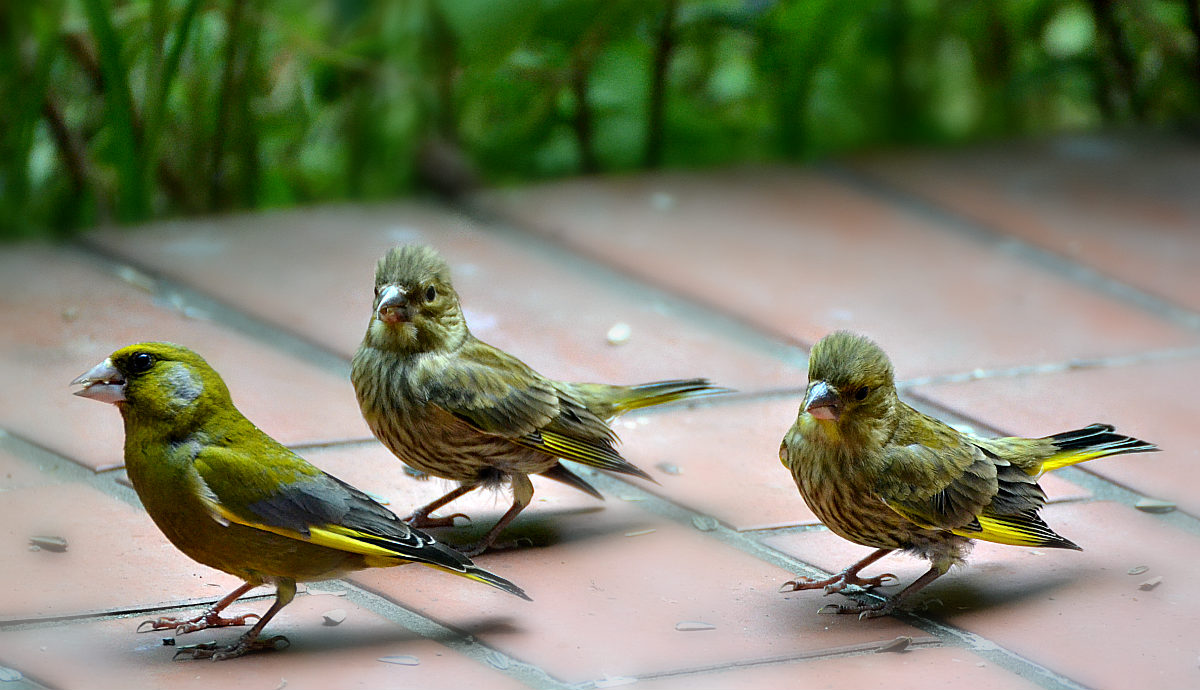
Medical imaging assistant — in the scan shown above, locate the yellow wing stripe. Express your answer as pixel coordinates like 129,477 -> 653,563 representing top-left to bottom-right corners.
521,431 -> 621,467
886,502 -> 1074,549
951,514 -> 1050,548
200,499 -> 405,558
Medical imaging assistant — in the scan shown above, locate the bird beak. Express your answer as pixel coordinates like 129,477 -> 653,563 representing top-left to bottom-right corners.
376,285 -> 409,324
804,380 -> 841,422
71,358 -> 127,404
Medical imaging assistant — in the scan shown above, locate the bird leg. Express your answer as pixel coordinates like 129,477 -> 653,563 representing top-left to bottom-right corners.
456,473 -> 535,557
174,581 -> 295,661
403,483 -> 476,528
819,561 -> 947,619
138,582 -> 260,634
780,548 -> 897,595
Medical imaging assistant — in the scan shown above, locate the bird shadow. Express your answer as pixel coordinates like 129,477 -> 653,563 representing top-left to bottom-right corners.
421,505 -> 656,553
894,566 -> 1088,620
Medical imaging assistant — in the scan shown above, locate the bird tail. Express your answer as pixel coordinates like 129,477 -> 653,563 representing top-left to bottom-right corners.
608,379 -> 731,416
539,462 -> 605,500
1040,423 -> 1158,474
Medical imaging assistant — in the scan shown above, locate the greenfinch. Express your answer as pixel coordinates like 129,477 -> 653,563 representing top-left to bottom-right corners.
72,342 -> 528,661
352,244 -> 727,555
779,331 -> 1157,618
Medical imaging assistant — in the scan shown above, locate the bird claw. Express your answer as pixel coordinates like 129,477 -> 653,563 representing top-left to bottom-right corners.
824,572 -> 898,595
779,578 -> 816,593
172,634 -> 289,661
817,601 -> 892,619
781,570 -> 897,596
138,611 -> 261,635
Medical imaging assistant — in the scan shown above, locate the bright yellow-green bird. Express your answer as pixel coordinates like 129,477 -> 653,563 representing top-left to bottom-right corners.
779,331 -> 1157,618
71,342 -> 529,661
352,244 -> 727,555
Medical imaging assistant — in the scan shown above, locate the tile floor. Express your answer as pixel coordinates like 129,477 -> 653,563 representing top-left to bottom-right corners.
1,132 -> 1198,689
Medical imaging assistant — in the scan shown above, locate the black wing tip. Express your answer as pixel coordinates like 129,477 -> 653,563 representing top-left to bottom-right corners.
1046,533 -> 1082,551
471,567 -> 533,601
614,461 -> 656,483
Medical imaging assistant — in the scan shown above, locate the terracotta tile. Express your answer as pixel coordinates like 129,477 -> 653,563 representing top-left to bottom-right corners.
86,205 -> 804,392
352,501 -> 922,683
766,501 -> 1200,690
0,594 -> 526,690
0,483 -> 246,621
851,135 -> 1200,312
636,646 -> 1043,690
914,356 -> 1198,515
482,170 -> 1197,378
0,445 -> 62,492
616,398 -> 821,531
0,246 -> 369,472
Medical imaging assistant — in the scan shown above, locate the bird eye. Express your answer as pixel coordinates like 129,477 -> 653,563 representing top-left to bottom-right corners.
424,285 -> 437,302
129,352 -> 155,373
854,386 -> 870,401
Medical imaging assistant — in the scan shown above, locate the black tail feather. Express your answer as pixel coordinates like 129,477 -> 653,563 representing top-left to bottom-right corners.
539,462 -> 605,500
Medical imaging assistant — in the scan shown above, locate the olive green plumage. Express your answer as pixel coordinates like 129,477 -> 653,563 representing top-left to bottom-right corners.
352,244 -> 727,555
779,331 -> 1157,618
72,342 -> 527,661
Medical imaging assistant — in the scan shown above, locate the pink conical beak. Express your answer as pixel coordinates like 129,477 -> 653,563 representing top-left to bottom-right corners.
804,380 -> 841,421
70,359 -> 126,404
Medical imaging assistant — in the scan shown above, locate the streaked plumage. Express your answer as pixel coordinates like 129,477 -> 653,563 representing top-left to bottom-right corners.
779,331 -> 1157,618
352,244 -> 726,555
72,342 -> 528,660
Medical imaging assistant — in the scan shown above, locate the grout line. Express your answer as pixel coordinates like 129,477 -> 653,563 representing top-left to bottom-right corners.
898,345 -> 1200,389
0,428 -> 141,509
455,199 -> 814,373
337,582 -> 567,690
620,636 -> 944,686
68,240 -> 354,379
572,467 -> 1094,690
821,162 -> 1200,333
0,595 -> 278,632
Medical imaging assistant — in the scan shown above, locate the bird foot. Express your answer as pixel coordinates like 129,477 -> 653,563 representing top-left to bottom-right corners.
818,601 -> 895,620
404,511 -> 471,529
779,571 -> 897,595
454,536 -> 533,558
173,634 -> 289,661
138,610 -> 261,635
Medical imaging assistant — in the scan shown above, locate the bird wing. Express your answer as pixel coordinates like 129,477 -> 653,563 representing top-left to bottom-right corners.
188,441 -> 476,572
411,342 -> 637,473
876,409 -> 1071,548
876,438 -> 998,532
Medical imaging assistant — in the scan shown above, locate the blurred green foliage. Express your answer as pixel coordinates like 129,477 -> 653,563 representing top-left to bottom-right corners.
2,0 -> 1198,237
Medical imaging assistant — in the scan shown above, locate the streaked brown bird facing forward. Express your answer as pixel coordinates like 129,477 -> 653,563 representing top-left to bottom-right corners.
352,244 -> 726,555
779,331 -> 1157,618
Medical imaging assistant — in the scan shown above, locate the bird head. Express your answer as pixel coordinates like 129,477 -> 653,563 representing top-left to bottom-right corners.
364,244 -> 466,353
71,342 -> 232,426
802,331 -> 896,435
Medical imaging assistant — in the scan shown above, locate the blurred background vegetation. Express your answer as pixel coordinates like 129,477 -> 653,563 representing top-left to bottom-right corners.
2,0 -> 1199,238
